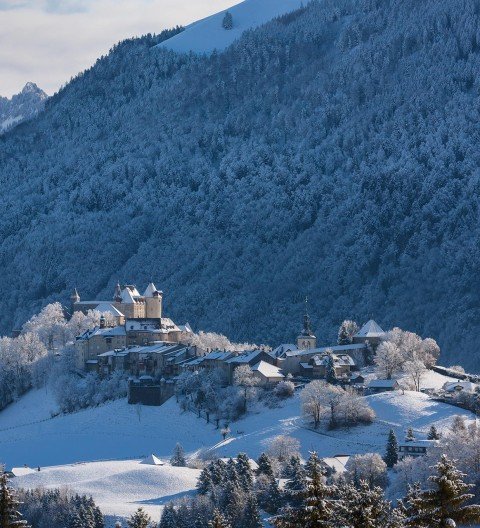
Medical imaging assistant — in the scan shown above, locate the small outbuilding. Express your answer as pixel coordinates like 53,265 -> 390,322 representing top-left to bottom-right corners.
367,379 -> 399,393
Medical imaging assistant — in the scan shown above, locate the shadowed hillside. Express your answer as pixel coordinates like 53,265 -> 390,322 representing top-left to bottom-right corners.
1,0 -> 480,368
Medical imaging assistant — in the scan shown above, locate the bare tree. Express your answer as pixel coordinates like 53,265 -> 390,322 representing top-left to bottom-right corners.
233,364 -> 260,413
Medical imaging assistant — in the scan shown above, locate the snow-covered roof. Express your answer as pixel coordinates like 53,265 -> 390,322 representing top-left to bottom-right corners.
285,343 -> 365,358
251,361 -> 284,379
443,381 -> 477,393
178,323 -> 193,333
399,439 -> 438,448
121,288 -> 136,304
321,456 -> 350,473
270,343 -> 297,358
368,379 -> 398,388
140,454 -> 164,466
143,283 -> 159,297
94,302 -> 124,317
77,325 -> 126,340
226,350 -> 263,364
98,349 -> 130,357
354,320 -> 385,338
310,353 -> 355,367
11,467 -> 36,477
203,351 -> 235,361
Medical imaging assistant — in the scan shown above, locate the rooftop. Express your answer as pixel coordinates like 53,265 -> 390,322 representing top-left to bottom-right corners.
354,319 -> 385,338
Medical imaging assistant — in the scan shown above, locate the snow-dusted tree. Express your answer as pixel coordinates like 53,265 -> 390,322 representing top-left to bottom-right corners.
273,451 -> 332,527
256,453 -> 274,478
428,425 -> 441,440
338,320 -> 359,345
22,302 -> 67,351
242,494 -> 262,528
126,508 -> 151,528
159,502 -> 177,528
333,480 -> 404,528
266,435 -> 300,465
0,471 -> 29,527
236,453 -> 253,492
374,341 -> 403,379
384,429 -> 399,468
337,388 -> 375,427
274,380 -> 295,398
209,509 -> 231,528
346,453 -> 387,488
222,11 -> 233,30
300,380 -> 344,428
451,415 -> 466,433
170,443 -> 187,467
404,455 -> 480,527
222,479 -> 245,525
257,473 -> 282,514
284,455 -> 307,504
404,359 -> 427,391
324,350 -> 337,384
233,365 -> 259,413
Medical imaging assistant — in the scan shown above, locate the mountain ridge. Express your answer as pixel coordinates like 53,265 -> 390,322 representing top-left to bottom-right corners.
1,0 -> 480,368
0,82 -> 47,133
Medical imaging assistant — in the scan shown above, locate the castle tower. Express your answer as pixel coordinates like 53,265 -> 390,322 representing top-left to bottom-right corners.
144,283 -> 163,319
296,297 -> 316,350
70,288 -> 80,316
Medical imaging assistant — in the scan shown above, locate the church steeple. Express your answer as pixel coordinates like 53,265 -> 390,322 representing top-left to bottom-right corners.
297,297 -> 316,350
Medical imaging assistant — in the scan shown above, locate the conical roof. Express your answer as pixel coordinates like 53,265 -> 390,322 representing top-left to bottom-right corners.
140,454 -> 164,466
143,283 -> 158,297
355,320 -> 385,338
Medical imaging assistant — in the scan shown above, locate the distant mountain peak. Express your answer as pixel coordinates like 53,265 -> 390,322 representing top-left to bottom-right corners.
0,82 -> 48,134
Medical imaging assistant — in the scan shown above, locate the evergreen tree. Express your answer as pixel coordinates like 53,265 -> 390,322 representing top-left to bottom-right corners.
427,425 -> 440,440
405,428 -> 415,442
222,11 -> 233,30
159,503 -> 177,528
0,471 -> 29,528
209,510 -> 231,528
273,452 -> 332,527
384,429 -> 399,468
221,480 -> 244,527
405,455 -> 480,527
68,513 -> 84,528
236,453 -> 253,493
284,455 -> 306,505
242,494 -> 262,528
325,351 -> 337,384
126,508 -> 151,528
197,465 -> 214,495
262,475 -> 282,514
226,459 -> 240,487
256,453 -> 274,478
333,480 -> 403,528
211,460 -> 228,486
170,443 -> 187,467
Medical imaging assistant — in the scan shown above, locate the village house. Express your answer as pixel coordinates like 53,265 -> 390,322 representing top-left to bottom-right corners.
398,439 -> 438,460
299,352 -> 356,379
251,361 -> 285,387
442,380 -> 478,394
352,319 -> 386,346
367,378 -> 400,393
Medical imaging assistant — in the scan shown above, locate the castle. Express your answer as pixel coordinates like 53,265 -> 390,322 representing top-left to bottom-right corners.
72,282 -> 192,369
71,282 -> 163,323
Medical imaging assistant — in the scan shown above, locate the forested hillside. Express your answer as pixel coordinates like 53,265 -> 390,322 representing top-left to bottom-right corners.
1,0 -> 480,368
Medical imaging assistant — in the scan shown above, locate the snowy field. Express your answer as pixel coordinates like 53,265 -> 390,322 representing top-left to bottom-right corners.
1,377 -> 475,522
13,459 -> 199,523
158,0 -> 304,55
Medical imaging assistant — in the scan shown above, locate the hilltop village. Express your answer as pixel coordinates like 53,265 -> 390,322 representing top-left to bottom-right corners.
71,283 -> 378,389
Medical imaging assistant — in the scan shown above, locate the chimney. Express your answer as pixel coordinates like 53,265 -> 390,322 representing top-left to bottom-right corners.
100,315 -> 106,329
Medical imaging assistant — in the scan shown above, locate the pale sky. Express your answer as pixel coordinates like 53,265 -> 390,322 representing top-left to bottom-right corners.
0,0 -> 235,97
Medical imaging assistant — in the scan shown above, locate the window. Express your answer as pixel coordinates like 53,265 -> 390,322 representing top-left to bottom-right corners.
106,338 -> 112,345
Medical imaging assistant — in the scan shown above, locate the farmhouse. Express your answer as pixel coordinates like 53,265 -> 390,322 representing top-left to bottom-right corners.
398,439 -> 438,460
299,352 -> 356,379
367,379 -> 400,393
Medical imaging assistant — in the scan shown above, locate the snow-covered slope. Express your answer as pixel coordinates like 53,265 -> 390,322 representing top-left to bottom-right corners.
14,460 -> 199,522
0,390 -> 474,469
157,0 -> 304,54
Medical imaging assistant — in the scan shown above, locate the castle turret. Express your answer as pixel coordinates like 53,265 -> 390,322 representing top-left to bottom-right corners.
144,283 -> 162,319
